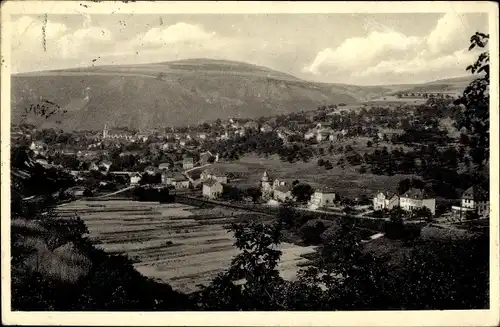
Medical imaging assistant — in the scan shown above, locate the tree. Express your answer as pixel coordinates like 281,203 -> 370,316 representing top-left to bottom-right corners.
454,32 -> 489,168
245,187 -> 262,203
299,219 -> 327,245
412,206 -> 433,221
221,185 -> 243,201
197,221 -> 285,310
292,183 -> 314,202
397,178 -> 425,195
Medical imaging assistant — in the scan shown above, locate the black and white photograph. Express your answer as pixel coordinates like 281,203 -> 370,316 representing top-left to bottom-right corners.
1,1 -> 498,326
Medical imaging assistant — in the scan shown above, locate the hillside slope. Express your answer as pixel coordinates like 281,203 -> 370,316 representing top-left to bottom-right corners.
11,59 -> 473,130
12,59 -> 359,130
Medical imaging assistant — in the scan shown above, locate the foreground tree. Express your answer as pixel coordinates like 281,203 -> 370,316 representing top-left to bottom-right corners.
196,221 -> 286,310
455,32 -> 490,168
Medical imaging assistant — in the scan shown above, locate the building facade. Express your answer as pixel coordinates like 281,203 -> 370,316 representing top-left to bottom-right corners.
202,179 -> 223,199
273,185 -> 293,202
260,170 -> 273,199
399,188 -> 436,215
308,188 -> 337,210
372,191 -> 399,210
183,158 -> 194,170
130,173 -> 142,185
451,186 -> 489,220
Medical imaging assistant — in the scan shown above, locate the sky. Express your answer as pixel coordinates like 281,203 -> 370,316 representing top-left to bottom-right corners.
10,12 -> 489,85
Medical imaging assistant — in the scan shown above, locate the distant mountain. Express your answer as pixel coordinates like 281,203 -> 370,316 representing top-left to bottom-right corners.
382,76 -> 476,95
11,59 -> 473,130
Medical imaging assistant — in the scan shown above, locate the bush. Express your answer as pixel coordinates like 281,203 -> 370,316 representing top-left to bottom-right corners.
299,219 -> 327,245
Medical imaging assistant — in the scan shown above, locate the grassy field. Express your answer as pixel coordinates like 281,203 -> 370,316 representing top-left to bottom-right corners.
56,200 -> 315,294
213,154 -> 413,198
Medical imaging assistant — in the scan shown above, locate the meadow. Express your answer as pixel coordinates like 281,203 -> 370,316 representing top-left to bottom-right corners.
209,154 -> 413,198
55,199 -> 315,294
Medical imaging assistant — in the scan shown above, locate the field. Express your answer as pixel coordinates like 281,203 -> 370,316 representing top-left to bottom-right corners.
211,154 -> 413,198
55,199 -> 315,294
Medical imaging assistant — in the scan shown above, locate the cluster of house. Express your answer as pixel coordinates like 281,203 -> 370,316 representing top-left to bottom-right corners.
260,170 -> 339,209
29,141 -> 48,156
451,186 -> 490,220
304,123 -> 348,143
373,185 -> 489,220
372,189 -> 436,215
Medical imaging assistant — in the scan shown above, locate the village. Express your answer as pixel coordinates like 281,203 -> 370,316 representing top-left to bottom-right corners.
12,94 -> 490,227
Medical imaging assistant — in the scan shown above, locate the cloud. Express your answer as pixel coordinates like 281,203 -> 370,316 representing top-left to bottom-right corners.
11,15 -> 114,72
354,49 -> 476,82
427,12 -> 470,55
129,22 -> 216,48
303,30 -> 422,75
12,15 -> 68,51
303,12 -> 482,83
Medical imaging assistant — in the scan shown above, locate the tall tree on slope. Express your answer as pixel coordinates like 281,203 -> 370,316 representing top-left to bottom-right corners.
455,32 -> 490,170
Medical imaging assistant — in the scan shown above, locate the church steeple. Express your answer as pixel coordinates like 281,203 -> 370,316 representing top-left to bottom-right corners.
262,170 -> 269,182
103,124 -> 108,139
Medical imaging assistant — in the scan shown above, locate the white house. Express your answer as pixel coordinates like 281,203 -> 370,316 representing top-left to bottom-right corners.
30,141 -> 47,156
372,191 -> 399,210
203,179 -> 223,199
399,188 -> 436,215
304,131 -> 315,140
130,172 -> 142,185
158,163 -> 170,171
183,157 -> 194,170
144,166 -> 158,175
308,188 -> 337,209
451,186 -> 489,220
273,185 -> 293,202
260,124 -> 273,133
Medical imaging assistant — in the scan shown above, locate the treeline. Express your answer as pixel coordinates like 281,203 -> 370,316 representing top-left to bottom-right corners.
194,219 -> 488,310
205,130 -> 285,161
132,186 -> 174,202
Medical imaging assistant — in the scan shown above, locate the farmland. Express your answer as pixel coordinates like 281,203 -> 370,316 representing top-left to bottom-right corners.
55,199 -> 315,294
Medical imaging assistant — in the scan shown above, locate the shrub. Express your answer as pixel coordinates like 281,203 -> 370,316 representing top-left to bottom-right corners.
299,219 -> 327,245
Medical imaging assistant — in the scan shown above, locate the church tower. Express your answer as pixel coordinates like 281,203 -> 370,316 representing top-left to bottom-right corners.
103,124 -> 108,140
261,170 -> 273,199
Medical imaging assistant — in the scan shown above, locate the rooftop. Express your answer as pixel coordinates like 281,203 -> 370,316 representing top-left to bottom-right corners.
315,187 -> 336,194
376,191 -> 397,199
402,188 -> 433,200
274,185 -> 292,193
204,178 -> 222,187
462,186 -> 488,201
